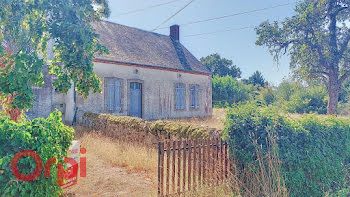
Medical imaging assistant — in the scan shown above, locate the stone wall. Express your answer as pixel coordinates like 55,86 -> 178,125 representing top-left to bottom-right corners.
81,113 -> 221,147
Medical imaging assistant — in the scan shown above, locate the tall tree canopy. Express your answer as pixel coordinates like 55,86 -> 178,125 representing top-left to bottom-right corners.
200,53 -> 241,78
0,0 -> 110,121
256,0 -> 350,114
244,70 -> 266,87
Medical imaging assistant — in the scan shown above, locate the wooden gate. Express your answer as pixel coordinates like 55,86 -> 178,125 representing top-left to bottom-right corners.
158,137 -> 231,197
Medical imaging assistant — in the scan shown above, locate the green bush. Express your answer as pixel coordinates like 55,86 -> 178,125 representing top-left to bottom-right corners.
225,102 -> 350,197
275,80 -> 328,114
257,87 -> 276,105
212,75 -> 252,106
0,110 -> 74,196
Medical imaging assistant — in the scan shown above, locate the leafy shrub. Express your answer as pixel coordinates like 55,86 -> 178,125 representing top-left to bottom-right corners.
83,112 -> 212,139
0,110 -> 74,196
257,87 -> 276,105
275,80 -> 328,114
225,102 -> 350,197
212,75 -> 252,106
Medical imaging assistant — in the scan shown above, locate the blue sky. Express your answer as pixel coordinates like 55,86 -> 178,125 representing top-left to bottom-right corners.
106,0 -> 298,85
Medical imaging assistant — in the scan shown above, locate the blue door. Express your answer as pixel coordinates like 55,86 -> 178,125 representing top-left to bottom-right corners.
129,82 -> 142,118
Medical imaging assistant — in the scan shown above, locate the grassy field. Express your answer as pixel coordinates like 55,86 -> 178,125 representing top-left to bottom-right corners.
165,108 -> 226,130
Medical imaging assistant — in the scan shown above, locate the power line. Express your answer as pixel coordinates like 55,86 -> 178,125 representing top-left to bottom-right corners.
155,2 -> 292,30
151,0 -> 196,31
110,0 -> 184,18
183,26 -> 255,37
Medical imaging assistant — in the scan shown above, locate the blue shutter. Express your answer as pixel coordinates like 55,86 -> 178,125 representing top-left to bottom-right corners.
175,86 -> 180,109
180,86 -> 185,109
175,85 -> 185,110
195,86 -> 199,108
114,81 -> 121,111
107,80 -> 114,111
190,86 -> 195,108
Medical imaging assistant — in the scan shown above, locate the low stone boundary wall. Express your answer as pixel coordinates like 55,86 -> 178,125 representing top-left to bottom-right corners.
81,112 -> 221,147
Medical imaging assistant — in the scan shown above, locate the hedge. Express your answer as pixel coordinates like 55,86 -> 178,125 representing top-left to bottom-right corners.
225,102 -> 350,197
83,112 -> 214,139
0,110 -> 74,196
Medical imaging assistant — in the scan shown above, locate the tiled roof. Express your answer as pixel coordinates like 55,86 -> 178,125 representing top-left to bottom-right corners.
92,21 -> 211,75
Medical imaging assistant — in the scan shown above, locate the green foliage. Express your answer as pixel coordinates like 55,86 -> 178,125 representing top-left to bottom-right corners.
225,102 -> 350,196
255,0 -> 350,114
275,80 -> 328,114
243,70 -> 266,87
0,0 -> 110,110
339,79 -> 350,104
84,112 -> 211,139
0,110 -> 74,196
212,75 -> 252,107
200,53 -> 241,78
257,87 -> 276,105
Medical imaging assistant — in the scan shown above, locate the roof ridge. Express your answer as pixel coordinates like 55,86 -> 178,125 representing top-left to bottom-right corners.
103,20 -> 169,38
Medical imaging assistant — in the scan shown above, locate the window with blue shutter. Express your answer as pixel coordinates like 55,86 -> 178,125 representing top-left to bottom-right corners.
190,85 -> 199,109
106,78 -> 122,112
175,84 -> 185,110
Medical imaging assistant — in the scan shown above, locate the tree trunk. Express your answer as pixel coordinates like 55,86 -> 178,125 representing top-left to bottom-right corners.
327,76 -> 340,114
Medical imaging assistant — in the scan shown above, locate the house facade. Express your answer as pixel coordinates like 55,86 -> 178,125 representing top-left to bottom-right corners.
27,21 -> 212,123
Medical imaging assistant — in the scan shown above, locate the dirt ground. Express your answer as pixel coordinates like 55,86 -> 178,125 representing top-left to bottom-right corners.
63,147 -> 156,197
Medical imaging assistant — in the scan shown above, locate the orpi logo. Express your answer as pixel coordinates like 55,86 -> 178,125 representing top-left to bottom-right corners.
10,148 -> 86,188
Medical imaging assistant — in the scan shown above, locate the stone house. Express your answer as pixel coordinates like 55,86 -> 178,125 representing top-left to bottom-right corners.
27,21 -> 212,123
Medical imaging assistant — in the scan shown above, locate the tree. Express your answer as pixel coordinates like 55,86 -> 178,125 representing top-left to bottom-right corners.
0,0 -> 110,121
244,70 -> 266,87
212,75 -> 251,106
255,0 -> 350,114
200,53 -> 241,78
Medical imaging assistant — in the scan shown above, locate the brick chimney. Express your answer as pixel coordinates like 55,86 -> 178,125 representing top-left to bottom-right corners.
170,25 -> 180,41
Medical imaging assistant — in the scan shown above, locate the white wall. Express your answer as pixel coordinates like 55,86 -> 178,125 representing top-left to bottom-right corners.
67,62 -> 212,121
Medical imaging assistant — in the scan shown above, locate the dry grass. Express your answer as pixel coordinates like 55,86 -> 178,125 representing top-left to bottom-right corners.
76,130 -> 158,174
165,108 -> 226,130
229,132 -> 288,197
64,128 -> 158,197
186,183 -> 234,197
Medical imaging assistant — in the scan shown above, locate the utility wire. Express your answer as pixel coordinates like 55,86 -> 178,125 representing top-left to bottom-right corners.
183,26 -> 255,37
151,0 -> 195,31
154,2 -> 291,30
110,0 -> 184,18
183,17 -> 286,38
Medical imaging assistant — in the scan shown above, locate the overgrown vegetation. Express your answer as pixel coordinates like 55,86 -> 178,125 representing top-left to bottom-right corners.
0,0 -> 109,121
225,102 -> 350,196
212,75 -> 252,107
255,0 -> 350,114
211,73 -> 347,115
0,110 -> 74,196
84,112 -> 213,139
